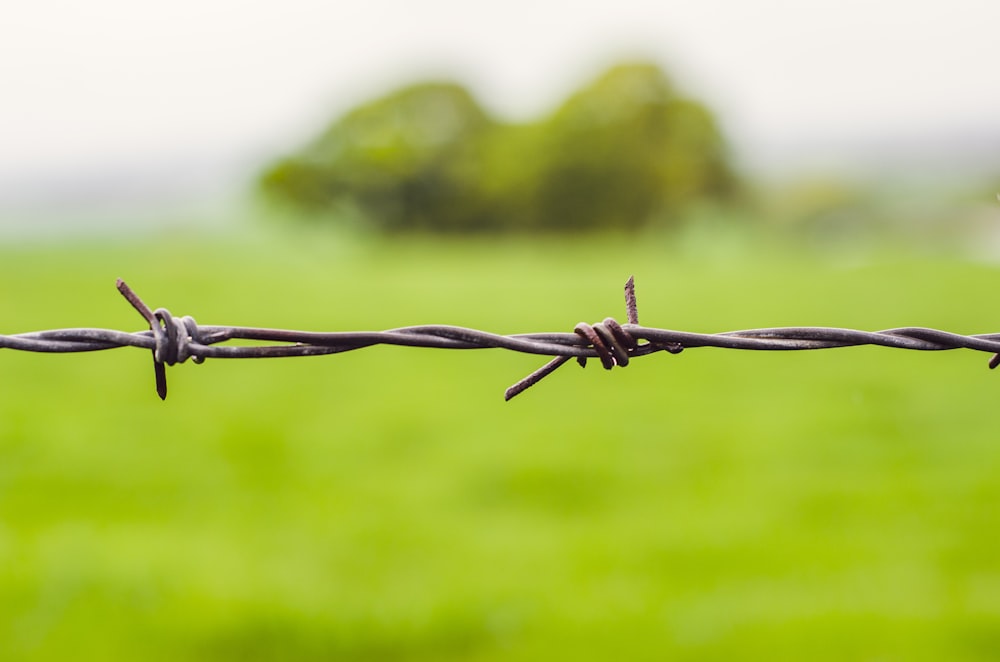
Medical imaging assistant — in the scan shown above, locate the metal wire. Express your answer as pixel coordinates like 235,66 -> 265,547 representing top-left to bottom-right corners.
2,277 -> 998,401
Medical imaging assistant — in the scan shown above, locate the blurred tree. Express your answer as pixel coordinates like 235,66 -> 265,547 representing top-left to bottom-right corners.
529,62 -> 736,230
260,61 -> 737,232
261,82 -> 500,231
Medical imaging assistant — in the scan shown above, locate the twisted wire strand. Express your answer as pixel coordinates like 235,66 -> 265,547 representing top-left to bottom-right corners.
1,277 -> 998,401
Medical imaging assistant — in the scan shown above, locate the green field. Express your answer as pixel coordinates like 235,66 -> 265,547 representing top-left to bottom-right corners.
2,230 -> 1000,660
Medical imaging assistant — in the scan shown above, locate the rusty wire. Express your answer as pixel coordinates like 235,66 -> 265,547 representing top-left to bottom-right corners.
1,277 -> 999,401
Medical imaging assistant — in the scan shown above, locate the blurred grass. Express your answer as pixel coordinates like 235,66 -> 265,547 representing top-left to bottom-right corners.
2,229 -> 1000,660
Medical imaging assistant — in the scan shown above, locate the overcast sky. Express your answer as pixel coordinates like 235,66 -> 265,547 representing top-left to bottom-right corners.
2,0 -> 999,201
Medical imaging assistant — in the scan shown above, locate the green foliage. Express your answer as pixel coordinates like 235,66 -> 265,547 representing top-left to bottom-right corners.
2,233 -> 1000,660
531,63 -> 735,231
261,82 -> 499,231
260,62 -> 737,232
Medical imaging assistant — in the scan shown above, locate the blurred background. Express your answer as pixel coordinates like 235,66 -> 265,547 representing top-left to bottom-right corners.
2,1 -> 1000,660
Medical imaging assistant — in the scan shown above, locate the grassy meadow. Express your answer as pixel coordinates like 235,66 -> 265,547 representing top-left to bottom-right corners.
2,228 -> 1000,660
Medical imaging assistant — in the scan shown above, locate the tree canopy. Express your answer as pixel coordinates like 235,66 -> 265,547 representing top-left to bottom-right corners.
260,61 -> 737,232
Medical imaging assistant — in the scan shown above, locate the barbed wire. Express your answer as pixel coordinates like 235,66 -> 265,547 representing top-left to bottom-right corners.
1,277 -> 998,401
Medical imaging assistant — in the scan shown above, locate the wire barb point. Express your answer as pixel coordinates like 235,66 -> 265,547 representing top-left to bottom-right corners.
625,275 -> 638,325
116,278 -> 156,325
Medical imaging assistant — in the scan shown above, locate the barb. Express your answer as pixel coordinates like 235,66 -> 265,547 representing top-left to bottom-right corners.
2,277 -> 999,401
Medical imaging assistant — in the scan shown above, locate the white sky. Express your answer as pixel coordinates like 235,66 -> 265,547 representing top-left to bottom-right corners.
1,0 -> 999,194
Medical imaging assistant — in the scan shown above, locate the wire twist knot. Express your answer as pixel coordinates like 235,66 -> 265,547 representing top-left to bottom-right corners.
151,309 -> 204,366
574,318 -> 638,369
